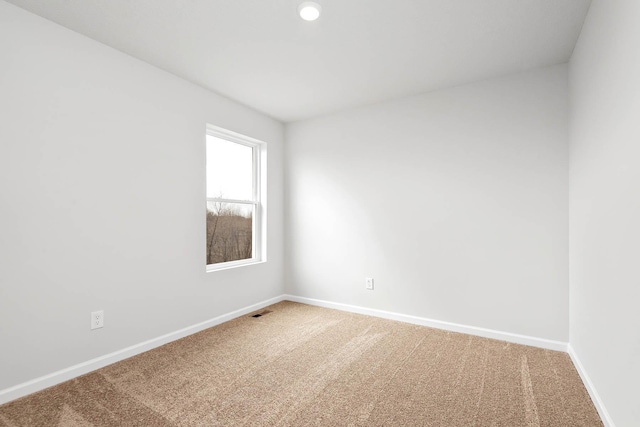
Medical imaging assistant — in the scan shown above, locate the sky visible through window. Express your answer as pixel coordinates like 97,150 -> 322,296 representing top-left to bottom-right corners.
206,135 -> 253,201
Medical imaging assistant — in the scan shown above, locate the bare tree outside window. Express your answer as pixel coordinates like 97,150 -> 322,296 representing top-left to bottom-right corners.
206,200 -> 253,264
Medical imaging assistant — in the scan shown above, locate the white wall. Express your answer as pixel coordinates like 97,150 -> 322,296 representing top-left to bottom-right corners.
0,1 -> 284,391
569,0 -> 640,425
286,65 -> 569,341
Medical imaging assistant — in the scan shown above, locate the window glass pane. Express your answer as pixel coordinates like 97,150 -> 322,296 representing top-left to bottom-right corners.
206,135 -> 253,200
206,201 -> 253,265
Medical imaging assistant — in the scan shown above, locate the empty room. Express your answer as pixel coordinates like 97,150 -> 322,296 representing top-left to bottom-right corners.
0,0 -> 638,426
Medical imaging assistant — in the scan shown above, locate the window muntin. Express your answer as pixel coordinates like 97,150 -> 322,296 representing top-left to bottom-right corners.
206,126 -> 263,270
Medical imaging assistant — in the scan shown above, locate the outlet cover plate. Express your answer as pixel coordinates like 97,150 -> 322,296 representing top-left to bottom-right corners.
91,310 -> 104,330
365,278 -> 374,290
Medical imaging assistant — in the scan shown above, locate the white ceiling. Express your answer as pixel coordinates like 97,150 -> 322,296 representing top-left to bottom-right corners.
5,0 -> 591,122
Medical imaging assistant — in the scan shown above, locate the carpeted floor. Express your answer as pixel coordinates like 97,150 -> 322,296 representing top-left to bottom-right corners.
0,301 -> 603,426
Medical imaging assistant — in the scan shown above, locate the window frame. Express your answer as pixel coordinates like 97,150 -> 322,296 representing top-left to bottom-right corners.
205,124 -> 265,272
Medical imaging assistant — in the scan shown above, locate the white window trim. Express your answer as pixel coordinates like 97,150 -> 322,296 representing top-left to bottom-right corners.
206,124 -> 266,272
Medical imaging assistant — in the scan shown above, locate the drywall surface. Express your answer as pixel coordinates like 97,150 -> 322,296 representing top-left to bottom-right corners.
0,1 -> 284,391
569,0 -> 640,425
286,65 -> 569,341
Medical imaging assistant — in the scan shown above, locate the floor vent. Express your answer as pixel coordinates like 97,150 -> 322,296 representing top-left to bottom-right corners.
251,310 -> 272,318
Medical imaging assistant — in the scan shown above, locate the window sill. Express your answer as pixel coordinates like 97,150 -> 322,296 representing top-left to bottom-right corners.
206,259 -> 265,273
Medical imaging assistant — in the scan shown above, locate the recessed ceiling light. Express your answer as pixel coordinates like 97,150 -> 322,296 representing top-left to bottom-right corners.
298,1 -> 321,21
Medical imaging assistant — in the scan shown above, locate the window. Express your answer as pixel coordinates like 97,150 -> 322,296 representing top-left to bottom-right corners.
206,125 -> 265,270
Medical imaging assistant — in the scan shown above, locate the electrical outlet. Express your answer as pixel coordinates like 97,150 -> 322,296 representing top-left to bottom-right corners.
365,278 -> 374,290
91,310 -> 104,330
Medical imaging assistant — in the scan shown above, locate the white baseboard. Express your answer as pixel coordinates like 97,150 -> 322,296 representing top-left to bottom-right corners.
0,295 -> 285,405
284,295 -> 568,352
567,344 -> 615,427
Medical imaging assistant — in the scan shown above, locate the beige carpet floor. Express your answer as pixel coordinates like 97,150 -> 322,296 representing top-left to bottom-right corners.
0,301 -> 603,426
